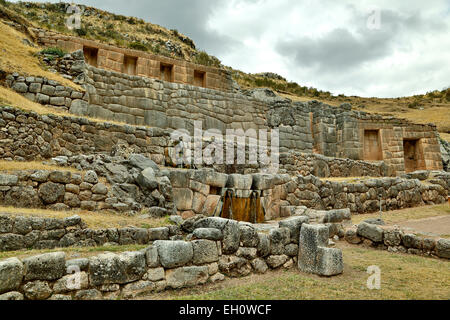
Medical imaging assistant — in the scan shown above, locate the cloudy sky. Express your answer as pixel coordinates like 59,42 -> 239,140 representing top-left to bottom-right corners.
11,0 -> 450,98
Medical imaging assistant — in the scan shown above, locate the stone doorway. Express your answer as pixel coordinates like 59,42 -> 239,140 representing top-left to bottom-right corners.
363,130 -> 382,161
403,139 -> 420,172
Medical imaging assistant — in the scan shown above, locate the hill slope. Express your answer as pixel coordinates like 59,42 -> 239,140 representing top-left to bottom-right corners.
0,0 -> 449,141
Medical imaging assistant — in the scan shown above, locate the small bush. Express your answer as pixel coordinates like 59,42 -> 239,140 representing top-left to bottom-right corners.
128,41 -> 148,51
75,28 -> 88,36
194,51 -> 221,67
40,47 -> 66,57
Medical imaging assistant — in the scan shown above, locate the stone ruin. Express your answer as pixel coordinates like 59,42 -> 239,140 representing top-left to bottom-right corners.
0,29 -> 449,300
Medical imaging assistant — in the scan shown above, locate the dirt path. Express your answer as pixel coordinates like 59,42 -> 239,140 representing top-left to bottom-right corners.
393,215 -> 450,237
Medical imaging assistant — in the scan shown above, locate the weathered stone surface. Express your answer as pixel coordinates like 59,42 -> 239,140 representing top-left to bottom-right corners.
266,255 -> 289,269
278,216 -> 309,244
38,182 -> 65,204
154,240 -> 193,268
357,222 -> 384,243
383,229 -> 403,246
23,252 -> 66,281
257,233 -> 271,257
84,170 -> 98,184
226,174 -> 252,189
193,228 -> 223,241
345,228 -> 363,245
250,258 -> 268,274
0,216 -> 13,233
192,240 -> 219,264
122,280 -> 156,298
236,247 -> 258,260
298,224 -> 343,276
53,272 -> 89,293
172,188 -> 193,211
143,267 -> 165,281
0,174 -> 18,186
0,291 -> 24,300
239,225 -> 259,247
144,245 -> 160,268
148,227 -> 169,241
269,227 -> 290,255
284,244 -> 299,257
166,266 -> 209,289
222,220 -> 240,255
402,234 -> 422,249
136,168 -> 158,191
194,217 -> 229,230
88,251 -> 146,286
129,154 -> 159,171
436,239 -> 450,259
218,255 -> 251,277
22,280 -> 52,300
74,289 -> 102,300
0,258 -> 23,294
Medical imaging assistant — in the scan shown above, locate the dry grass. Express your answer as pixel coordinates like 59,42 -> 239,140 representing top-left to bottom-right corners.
0,21 -> 82,90
151,243 -> 450,300
0,160 -> 80,173
0,206 -> 170,230
441,133 -> 450,142
351,204 -> 450,225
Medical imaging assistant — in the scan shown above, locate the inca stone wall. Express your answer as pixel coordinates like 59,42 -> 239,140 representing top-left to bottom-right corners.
0,215 -> 344,300
33,28 -> 234,92
285,175 -> 447,213
0,213 -> 173,252
0,106 -> 171,164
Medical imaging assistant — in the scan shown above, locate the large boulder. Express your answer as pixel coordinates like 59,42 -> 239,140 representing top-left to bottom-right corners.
357,222 -> 384,243
23,252 -> 66,281
154,240 -> 193,268
22,280 -> 53,300
88,251 -> 146,286
129,154 -> 159,172
136,168 -> 158,191
222,220 -> 240,254
38,182 -> 65,204
0,258 -> 23,294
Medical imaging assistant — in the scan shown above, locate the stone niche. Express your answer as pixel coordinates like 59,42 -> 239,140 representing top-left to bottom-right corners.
83,46 -> 98,68
363,129 -> 382,161
160,63 -> 173,82
194,70 -> 206,88
123,55 -> 138,76
403,139 -> 424,173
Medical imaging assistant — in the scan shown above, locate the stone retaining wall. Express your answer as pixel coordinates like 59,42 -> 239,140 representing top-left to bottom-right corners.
0,216 -> 343,300
280,151 -> 387,177
0,213 -> 174,252
286,175 -> 448,213
345,222 -> 450,259
0,106 -> 171,164
5,72 -> 88,113
0,170 -> 110,212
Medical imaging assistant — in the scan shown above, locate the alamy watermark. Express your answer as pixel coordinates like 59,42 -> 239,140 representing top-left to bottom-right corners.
170,121 -> 280,174
366,7 -> 381,30
66,4 -> 82,30
366,265 -> 381,290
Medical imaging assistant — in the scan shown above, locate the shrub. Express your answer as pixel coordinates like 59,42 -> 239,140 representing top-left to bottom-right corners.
40,47 -> 66,57
75,27 -> 88,36
194,51 -> 221,67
